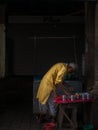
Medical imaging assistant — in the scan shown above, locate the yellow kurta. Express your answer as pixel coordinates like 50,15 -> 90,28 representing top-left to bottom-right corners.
36,63 -> 68,105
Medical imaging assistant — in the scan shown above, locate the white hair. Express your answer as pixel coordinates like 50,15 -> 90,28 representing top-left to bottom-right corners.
69,62 -> 77,70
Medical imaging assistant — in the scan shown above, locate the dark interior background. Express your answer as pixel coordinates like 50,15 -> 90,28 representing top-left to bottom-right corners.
3,0 -> 85,77
6,23 -> 85,76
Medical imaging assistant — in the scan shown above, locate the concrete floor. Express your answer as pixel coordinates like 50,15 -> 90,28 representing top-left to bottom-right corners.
0,101 -> 42,130
0,101 -> 95,130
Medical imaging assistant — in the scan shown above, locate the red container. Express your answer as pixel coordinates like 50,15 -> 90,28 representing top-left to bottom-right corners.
44,123 -> 56,130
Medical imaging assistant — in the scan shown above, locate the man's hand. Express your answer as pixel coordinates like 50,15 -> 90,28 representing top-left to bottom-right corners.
68,86 -> 74,91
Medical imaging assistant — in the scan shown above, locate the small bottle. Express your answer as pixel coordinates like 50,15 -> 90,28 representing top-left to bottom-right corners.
75,93 -> 80,99
71,95 -> 74,101
62,95 -> 66,101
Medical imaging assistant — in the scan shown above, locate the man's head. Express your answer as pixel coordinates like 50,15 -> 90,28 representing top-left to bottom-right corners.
67,62 -> 77,73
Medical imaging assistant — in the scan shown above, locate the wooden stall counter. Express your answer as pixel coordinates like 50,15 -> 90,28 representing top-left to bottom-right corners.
54,95 -> 95,129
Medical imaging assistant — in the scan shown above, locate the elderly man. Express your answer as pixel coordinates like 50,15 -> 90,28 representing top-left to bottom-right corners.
36,62 -> 77,123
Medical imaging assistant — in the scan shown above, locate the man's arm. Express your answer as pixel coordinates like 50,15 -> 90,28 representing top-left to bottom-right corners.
62,81 -> 74,91
59,84 -> 71,97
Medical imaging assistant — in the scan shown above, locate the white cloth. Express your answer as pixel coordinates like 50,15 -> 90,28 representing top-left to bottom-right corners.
39,92 -> 57,116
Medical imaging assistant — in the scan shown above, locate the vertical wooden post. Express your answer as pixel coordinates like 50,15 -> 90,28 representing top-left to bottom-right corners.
84,2 -> 95,90
0,5 -> 6,78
